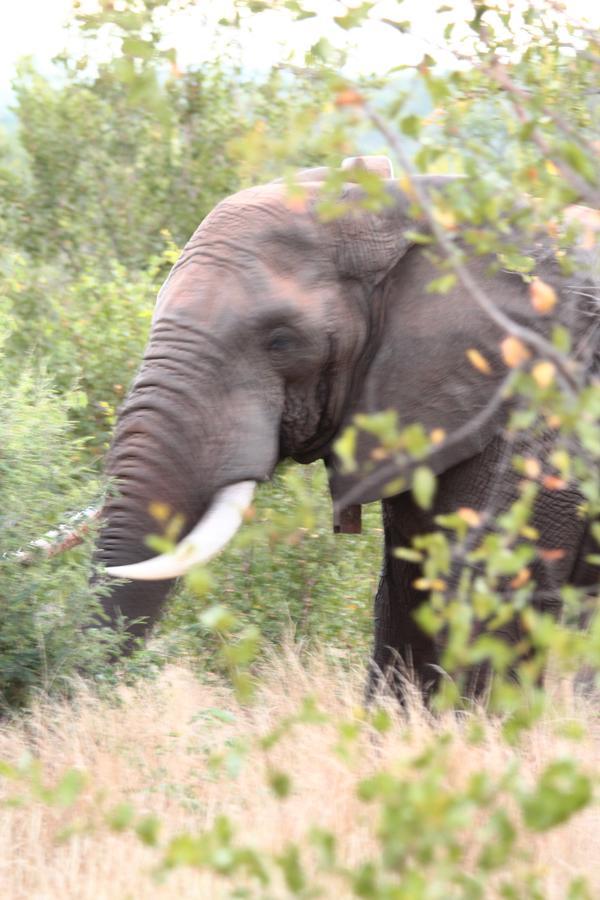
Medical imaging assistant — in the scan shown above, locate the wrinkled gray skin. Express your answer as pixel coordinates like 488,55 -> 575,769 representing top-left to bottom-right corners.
95,171 -> 598,698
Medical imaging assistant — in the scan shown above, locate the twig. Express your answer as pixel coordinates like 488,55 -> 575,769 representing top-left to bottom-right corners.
4,507 -> 99,567
361,100 -> 580,392
334,371 -> 519,514
379,10 -> 600,163
487,61 -> 600,205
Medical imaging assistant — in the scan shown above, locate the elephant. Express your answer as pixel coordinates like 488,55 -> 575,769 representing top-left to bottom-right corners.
94,155 -> 598,699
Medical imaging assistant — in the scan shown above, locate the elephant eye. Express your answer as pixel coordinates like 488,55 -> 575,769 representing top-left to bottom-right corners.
267,327 -> 298,354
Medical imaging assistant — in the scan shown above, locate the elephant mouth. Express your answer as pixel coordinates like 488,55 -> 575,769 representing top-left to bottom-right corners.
105,480 -> 256,581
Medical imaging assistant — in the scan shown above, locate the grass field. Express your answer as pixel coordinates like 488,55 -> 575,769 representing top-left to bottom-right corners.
0,647 -> 598,899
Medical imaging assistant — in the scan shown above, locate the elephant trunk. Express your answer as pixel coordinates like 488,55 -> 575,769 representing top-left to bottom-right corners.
93,325 -> 280,644
105,480 -> 256,580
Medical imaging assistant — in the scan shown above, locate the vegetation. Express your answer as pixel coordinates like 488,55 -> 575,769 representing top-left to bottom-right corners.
1,652 -> 599,898
0,0 -> 598,896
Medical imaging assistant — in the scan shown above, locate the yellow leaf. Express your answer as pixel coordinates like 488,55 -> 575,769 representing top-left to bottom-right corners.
532,361 -> 556,388
466,348 -> 492,375
529,277 -> 557,314
510,568 -> 531,589
334,88 -> 364,107
242,505 -> 256,522
545,160 -> 560,176
501,336 -> 530,368
397,174 -> 417,202
413,578 -> 447,591
149,501 -> 171,522
433,206 -> 458,230
430,427 -> 446,445
523,457 -> 541,479
457,507 -> 481,527
285,191 -> 309,213
370,446 -> 389,460
542,475 -> 567,491
582,228 -> 597,250
539,547 -> 566,562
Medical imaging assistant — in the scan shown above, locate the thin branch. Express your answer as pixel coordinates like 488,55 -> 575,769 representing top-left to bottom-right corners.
378,12 -> 600,162
334,372 -> 519,514
4,507 -> 99,567
362,100 -> 580,392
487,61 -> 600,205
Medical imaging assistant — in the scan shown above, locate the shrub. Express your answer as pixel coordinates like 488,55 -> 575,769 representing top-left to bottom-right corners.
0,313 -> 113,706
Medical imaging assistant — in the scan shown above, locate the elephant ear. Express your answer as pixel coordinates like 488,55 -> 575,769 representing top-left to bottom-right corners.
271,155 -> 394,185
325,179 -> 541,524
271,166 -> 333,184
341,155 -> 394,179
326,172 -> 461,286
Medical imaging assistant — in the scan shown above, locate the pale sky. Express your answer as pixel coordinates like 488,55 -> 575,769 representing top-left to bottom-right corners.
0,0 -> 462,104
1,0 -> 598,105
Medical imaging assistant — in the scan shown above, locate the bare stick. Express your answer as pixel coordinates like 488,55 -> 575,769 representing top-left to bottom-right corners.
6,507 -> 99,567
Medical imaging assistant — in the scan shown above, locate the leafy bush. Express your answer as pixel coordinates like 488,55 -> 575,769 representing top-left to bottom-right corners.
0,243 -> 161,454
0,0 -> 598,894
0,312 -> 114,707
163,462 -> 380,665
9,56 -> 335,270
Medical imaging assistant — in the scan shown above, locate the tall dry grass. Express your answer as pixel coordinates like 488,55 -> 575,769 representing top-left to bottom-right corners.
0,646 -> 598,899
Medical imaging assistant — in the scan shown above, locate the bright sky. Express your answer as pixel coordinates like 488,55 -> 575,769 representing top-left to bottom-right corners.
0,0 -> 458,105
1,0 -> 598,105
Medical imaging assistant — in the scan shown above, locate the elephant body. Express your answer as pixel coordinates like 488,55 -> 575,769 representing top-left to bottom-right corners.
94,158 -> 598,697
372,432 -> 595,698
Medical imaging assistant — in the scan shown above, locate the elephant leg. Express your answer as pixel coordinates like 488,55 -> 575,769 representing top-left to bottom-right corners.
368,496 -> 441,703
94,576 -> 175,655
368,433 -> 588,705
570,523 -> 600,695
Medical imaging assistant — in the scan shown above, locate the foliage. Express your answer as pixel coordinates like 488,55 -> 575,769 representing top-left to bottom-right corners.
0,0 -> 599,894
0,244 -> 160,454
0,661 -> 597,897
0,310 -> 116,707
8,48 -> 335,270
162,462 -> 379,666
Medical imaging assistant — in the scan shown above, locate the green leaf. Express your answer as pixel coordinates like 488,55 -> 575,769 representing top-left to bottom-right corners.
200,605 -> 238,633
277,845 -> 306,894
51,769 -> 87,808
412,466 -> 436,510
195,707 -> 236,724
333,2 -> 373,30
560,141 -> 597,182
393,547 -> 424,562
520,760 -> 592,831
268,769 -> 292,798
370,708 -> 392,733
185,566 -> 215,597
121,37 -> 154,60
425,273 -> 457,294
136,814 -> 161,846
334,426 -> 358,473
107,803 -> 135,832
400,114 -> 421,137
403,229 -> 433,244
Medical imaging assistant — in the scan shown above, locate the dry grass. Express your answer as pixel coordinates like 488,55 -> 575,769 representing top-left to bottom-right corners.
0,646 -> 598,899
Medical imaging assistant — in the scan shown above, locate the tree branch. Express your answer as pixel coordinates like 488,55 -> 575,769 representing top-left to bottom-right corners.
486,61 -> 600,205
361,100 -> 580,392
334,372 -> 519,514
6,507 -> 99,567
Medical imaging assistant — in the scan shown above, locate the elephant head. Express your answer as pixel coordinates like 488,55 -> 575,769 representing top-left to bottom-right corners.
95,156 -> 552,641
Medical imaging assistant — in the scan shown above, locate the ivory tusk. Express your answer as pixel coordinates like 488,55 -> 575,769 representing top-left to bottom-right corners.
105,481 -> 256,581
